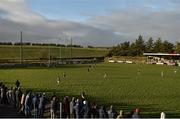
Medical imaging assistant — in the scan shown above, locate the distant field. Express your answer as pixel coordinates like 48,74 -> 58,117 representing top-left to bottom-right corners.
0,63 -> 180,117
0,45 -> 108,61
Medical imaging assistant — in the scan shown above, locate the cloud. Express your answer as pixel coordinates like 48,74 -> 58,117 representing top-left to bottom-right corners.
0,0 -> 121,46
0,0 -> 179,47
0,0 -> 45,24
87,7 -> 180,43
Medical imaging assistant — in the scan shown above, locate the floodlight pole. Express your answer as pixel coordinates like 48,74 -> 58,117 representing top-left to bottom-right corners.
20,31 -> 23,64
70,37 -> 72,60
59,38 -> 62,59
48,45 -> 51,65
59,46 -> 62,59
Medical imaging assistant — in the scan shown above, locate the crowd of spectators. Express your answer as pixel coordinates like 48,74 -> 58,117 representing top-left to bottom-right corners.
146,56 -> 179,66
0,81 -> 166,119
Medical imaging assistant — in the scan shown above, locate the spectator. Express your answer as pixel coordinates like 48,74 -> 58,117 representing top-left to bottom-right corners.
0,83 -> 2,102
91,102 -> 99,118
12,87 -> 16,108
8,87 -> 13,105
108,105 -> 117,118
19,91 -> 26,113
70,97 -> 76,118
99,106 -> 108,118
50,96 -> 57,119
24,91 -> 32,117
4,86 -> 8,104
15,87 -> 22,109
82,100 -> 91,118
6,88 -> 10,104
63,96 -> 70,118
132,108 -> 140,118
127,110 -> 134,118
32,93 -> 39,118
0,85 -> 5,104
38,93 -> 46,118
59,101 -> 63,118
116,110 -> 124,119
74,99 -> 83,118
160,112 -> 166,119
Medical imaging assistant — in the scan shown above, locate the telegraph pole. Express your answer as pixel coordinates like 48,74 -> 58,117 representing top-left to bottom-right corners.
59,38 -> 62,59
70,37 -> 72,60
20,31 -> 23,64
59,45 -> 62,59
48,45 -> 51,66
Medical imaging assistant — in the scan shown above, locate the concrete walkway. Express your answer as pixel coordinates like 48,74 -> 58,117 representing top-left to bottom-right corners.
0,104 -> 24,118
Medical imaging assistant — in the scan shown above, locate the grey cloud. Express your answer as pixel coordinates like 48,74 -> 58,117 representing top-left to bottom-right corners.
87,7 -> 180,43
1,0 -> 180,47
0,0 -> 121,46
0,15 -> 120,46
0,0 -> 45,24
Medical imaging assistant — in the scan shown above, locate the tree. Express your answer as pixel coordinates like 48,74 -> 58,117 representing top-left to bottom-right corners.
133,35 -> 146,56
176,42 -> 180,53
109,45 -> 121,56
153,37 -> 164,53
163,40 -> 174,53
130,42 -> 137,56
108,36 -> 177,56
119,41 -> 131,56
145,37 -> 154,53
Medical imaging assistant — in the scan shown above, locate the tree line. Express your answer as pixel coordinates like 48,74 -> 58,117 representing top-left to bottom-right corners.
0,42 -> 83,48
109,35 -> 180,56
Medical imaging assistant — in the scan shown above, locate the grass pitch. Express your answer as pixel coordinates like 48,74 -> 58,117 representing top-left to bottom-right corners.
0,63 -> 180,117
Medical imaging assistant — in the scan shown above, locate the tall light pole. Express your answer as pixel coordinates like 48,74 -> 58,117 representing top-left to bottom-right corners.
59,45 -> 62,59
63,32 -> 73,60
48,44 -> 51,66
59,38 -> 62,60
20,31 -> 23,64
70,36 -> 73,60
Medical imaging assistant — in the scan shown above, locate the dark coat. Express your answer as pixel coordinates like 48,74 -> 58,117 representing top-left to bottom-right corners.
38,96 -> 45,109
99,106 -> 108,118
74,100 -> 83,118
82,102 -> 91,118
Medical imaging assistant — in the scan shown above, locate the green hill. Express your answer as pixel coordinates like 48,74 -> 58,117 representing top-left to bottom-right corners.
0,45 -> 109,62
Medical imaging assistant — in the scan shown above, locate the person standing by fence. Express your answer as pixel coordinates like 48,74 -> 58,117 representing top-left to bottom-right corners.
24,91 -> 32,117
82,101 -> 91,118
38,93 -> 46,118
70,97 -> 76,118
63,96 -> 70,118
99,105 -> 108,118
59,101 -> 62,118
50,96 -> 57,119
74,99 -> 83,118
91,102 -> 99,118
15,87 -> 22,109
108,105 -> 117,118
32,93 -> 39,118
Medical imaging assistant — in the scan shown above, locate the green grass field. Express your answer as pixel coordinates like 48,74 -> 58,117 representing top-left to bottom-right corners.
0,45 -> 108,60
0,63 -> 180,117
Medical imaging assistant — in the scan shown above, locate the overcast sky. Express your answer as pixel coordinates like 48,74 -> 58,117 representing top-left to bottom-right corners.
0,0 -> 180,46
